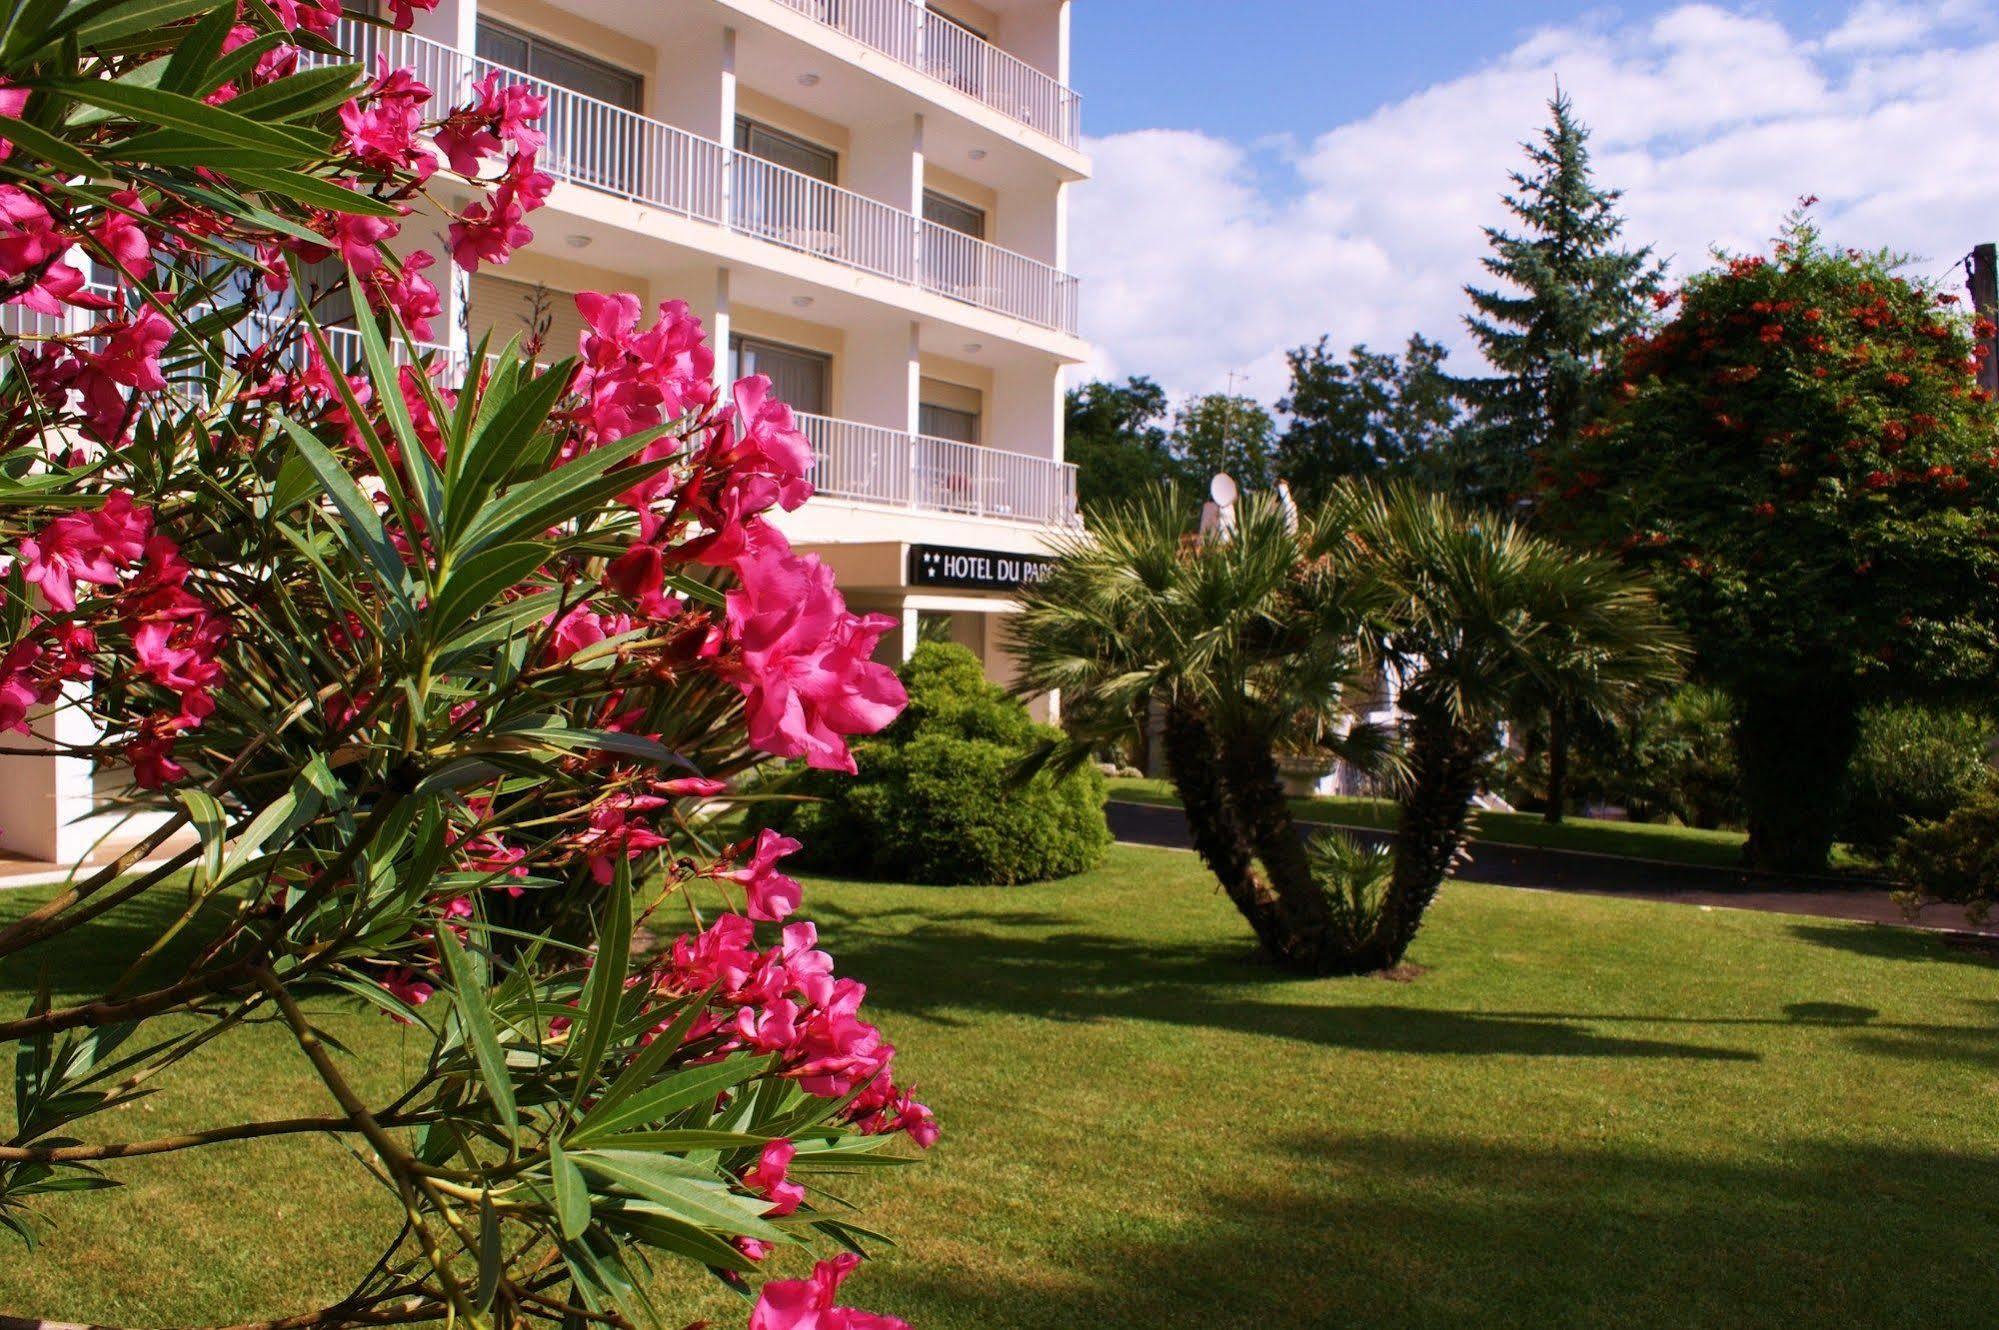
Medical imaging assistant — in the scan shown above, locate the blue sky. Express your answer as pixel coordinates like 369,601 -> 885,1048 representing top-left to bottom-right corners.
1073,2 -> 1854,139
1065,1 -> 1999,399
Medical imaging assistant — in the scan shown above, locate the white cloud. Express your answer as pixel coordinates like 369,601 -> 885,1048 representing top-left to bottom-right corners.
1071,2 -> 1999,403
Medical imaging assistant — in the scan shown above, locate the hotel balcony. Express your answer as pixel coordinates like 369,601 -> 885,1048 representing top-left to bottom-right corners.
762,0 -> 1082,149
328,22 -> 1082,339
798,412 -> 1079,527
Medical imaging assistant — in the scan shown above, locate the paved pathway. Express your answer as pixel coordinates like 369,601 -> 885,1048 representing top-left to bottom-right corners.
1107,801 -> 1999,937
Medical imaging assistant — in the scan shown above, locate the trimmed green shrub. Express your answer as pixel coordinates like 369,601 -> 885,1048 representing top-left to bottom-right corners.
764,642 -> 1111,885
1891,789 -> 1999,923
1842,704 -> 1997,852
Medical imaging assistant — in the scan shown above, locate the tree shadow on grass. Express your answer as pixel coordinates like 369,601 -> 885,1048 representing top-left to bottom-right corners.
1789,922 -> 1999,969
807,905 -> 1758,1061
883,1135 -> 1999,1330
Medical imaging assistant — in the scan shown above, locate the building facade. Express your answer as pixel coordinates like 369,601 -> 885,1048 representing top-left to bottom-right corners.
0,0 -> 1089,862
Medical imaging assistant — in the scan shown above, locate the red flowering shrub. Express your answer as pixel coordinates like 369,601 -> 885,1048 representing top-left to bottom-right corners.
1548,211 -> 1999,871
0,4 -> 922,1327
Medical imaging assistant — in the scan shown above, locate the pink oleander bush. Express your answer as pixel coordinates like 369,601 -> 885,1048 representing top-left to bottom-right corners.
0,3 -> 926,1327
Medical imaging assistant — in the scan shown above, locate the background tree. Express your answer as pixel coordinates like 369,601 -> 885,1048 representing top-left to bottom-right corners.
1172,392 -> 1278,490
1065,375 -> 1184,512
1551,216 -> 1999,872
1276,334 -> 1467,502
1456,91 -> 1665,507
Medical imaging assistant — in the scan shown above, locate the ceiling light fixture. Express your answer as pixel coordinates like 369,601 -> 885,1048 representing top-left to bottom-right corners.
565,233 -> 592,249
792,295 -> 816,309
967,148 -> 988,161
797,72 -> 821,87
962,342 -> 983,354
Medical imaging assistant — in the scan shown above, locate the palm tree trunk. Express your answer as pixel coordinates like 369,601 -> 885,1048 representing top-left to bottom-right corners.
1214,733 -> 1346,973
1364,705 -> 1489,970
1160,705 -> 1291,960
1544,704 -> 1569,825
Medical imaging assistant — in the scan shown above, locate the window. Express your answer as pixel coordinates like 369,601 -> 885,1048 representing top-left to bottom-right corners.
475,20 -> 642,110
730,335 -> 830,417
476,21 -> 642,192
468,274 -> 589,359
919,376 -> 981,444
922,190 -> 986,240
733,118 -> 839,185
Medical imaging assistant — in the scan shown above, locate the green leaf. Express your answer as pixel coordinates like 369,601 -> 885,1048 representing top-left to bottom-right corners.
569,1151 -> 782,1239
474,1192 -> 502,1312
428,543 -> 548,644
592,1129 -> 774,1153
566,858 -> 633,1115
444,362 -> 578,539
43,0 -> 221,52
0,114 -> 100,175
175,788 -> 226,887
222,62 -> 362,121
233,169 -> 405,218
44,78 -> 323,157
160,3 -> 234,92
597,1205 -> 758,1272
278,416 -> 417,620
457,428 -> 673,559
549,1136 -> 591,1241
435,925 -> 518,1135
572,1056 -> 768,1145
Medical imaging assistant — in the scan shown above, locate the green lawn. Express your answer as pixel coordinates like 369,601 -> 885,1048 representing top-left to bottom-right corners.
4,847 -> 1997,1328
1104,776 -> 1882,872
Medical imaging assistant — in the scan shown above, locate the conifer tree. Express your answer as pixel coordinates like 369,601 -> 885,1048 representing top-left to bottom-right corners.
1457,92 -> 1665,506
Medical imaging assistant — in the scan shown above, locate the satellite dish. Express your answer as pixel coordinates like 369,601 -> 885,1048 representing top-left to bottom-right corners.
1209,473 -> 1239,506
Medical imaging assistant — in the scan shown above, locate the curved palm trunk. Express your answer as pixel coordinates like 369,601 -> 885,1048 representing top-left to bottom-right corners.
1214,733 -> 1347,973
1160,706 -> 1291,961
1361,706 -> 1489,971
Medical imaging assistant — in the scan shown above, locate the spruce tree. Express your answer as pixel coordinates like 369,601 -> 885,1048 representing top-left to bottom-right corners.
1457,92 -> 1665,507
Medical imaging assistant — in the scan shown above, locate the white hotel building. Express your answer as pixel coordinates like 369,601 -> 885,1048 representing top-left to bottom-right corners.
0,0 -> 1090,863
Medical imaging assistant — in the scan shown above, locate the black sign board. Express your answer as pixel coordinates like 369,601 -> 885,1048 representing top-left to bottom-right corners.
908,544 -> 1055,593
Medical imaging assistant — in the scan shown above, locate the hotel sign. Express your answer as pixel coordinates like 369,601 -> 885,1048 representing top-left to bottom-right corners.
908,544 -> 1056,593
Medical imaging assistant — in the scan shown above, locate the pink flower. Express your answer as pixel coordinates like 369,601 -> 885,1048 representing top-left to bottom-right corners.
447,185 -> 533,272
323,207 -> 401,280
741,1139 -> 806,1217
340,63 -> 436,180
92,189 -> 152,280
722,535 -> 906,773
545,604 -> 634,665
382,969 -> 436,1020
0,81 -> 28,161
0,185 -> 105,316
749,1255 -> 910,1330
580,800 -> 670,885
662,776 -> 728,798
0,640 -> 53,733
362,249 -> 442,341
727,828 -> 804,922
384,0 -> 441,33
124,714 -> 187,788
712,374 -> 815,513
569,293 -> 716,448
72,308 -> 175,442
18,491 -> 151,612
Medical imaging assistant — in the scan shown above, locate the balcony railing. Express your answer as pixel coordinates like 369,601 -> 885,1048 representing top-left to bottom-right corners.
319,21 -> 1080,335
795,411 -> 1078,526
771,0 -> 1082,148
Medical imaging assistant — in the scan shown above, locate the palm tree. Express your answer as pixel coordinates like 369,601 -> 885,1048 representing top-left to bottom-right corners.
1334,482 -> 1684,970
1011,485 -> 1390,973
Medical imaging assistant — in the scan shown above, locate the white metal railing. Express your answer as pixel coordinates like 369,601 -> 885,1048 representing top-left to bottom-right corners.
773,0 -> 1082,148
796,411 -> 1077,525
330,19 -> 726,224
732,154 -> 914,283
920,221 -> 1078,332
306,23 -> 1079,335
